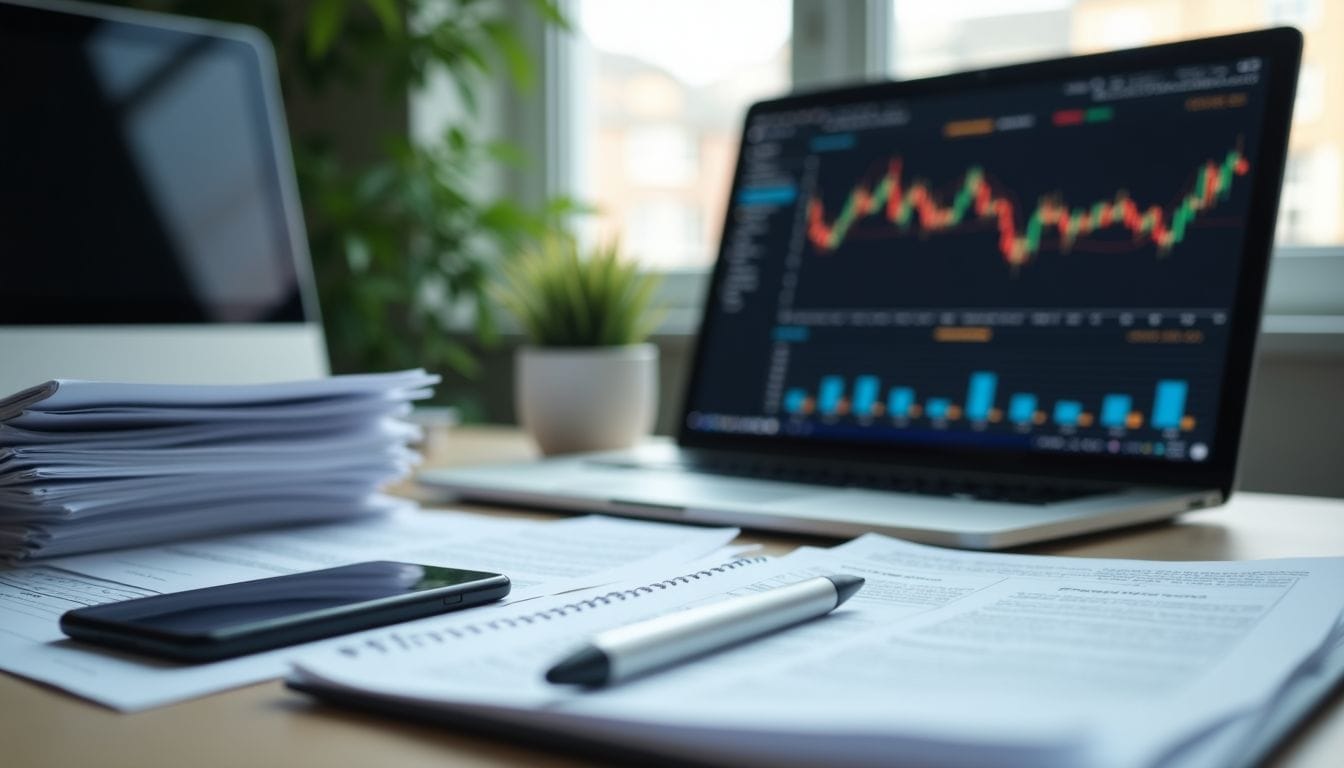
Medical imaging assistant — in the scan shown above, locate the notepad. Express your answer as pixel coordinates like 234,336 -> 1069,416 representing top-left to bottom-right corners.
289,534 -> 1344,768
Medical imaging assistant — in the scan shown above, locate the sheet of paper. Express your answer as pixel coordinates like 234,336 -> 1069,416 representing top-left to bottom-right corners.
0,494 -> 416,563
4,399 -> 415,430
0,369 -> 440,418
0,511 -> 738,711
290,534 -> 1344,768
2,420 -> 419,464
0,415 -> 419,449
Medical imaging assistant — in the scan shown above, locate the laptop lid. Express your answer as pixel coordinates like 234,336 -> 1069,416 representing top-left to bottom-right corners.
679,28 -> 1301,499
0,0 -> 327,392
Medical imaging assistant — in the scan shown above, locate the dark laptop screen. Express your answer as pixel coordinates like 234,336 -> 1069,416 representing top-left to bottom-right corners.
685,41 -> 1285,469
0,3 -> 308,324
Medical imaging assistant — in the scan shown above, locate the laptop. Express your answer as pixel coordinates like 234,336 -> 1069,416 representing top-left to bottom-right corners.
422,28 -> 1303,549
0,0 -> 328,396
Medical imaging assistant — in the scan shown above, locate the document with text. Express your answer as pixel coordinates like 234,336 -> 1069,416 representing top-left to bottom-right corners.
290,534 -> 1344,768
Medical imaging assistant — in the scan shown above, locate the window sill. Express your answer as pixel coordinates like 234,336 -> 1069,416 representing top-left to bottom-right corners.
1258,315 -> 1344,358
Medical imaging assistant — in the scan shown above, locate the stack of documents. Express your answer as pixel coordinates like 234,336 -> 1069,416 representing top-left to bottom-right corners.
290,534 -> 1344,768
0,370 -> 438,561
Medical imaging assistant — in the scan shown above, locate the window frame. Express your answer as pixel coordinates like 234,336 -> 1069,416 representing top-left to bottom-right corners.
525,0 -> 1343,335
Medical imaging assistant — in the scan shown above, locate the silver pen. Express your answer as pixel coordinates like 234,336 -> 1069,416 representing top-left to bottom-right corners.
545,574 -> 864,686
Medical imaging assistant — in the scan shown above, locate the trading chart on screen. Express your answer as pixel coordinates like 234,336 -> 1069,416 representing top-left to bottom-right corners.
688,56 -> 1270,464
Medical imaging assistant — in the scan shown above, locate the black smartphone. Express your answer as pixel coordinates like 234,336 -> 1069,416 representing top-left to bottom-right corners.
59,561 -> 510,662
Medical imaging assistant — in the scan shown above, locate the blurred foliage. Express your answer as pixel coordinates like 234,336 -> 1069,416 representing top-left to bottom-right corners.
93,0 -> 572,380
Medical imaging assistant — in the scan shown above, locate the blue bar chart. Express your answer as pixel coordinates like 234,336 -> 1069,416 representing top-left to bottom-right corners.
1100,394 -> 1133,428
818,376 -> 845,415
1008,393 -> 1038,425
1053,400 -> 1083,427
853,375 -> 880,416
926,398 -> 952,420
965,372 -> 997,422
888,387 -> 915,418
1152,380 -> 1189,430
781,370 -> 1195,434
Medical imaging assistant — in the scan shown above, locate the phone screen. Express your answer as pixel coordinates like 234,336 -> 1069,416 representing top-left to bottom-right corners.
75,561 -> 499,635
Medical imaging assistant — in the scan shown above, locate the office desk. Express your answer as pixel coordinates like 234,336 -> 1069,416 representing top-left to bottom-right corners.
4,425 -> 1344,768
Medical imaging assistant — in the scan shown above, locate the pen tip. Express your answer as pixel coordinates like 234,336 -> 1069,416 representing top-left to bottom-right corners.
825,574 -> 865,605
546,645 -> 610,686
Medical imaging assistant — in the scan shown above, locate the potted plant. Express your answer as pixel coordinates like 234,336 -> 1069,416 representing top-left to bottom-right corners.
496,234 -> 664,455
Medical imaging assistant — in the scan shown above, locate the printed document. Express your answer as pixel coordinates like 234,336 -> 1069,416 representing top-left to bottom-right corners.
290,534 -> 1344,768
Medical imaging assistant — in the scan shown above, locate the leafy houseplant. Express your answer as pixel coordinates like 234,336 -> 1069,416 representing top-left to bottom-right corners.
496,235 -> 664,454
496,235 -> 664,348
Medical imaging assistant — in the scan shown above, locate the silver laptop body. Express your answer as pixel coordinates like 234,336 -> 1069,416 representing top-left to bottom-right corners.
423,29 -> 1302,549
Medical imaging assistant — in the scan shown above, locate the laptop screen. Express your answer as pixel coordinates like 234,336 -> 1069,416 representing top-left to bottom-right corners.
683,31 -> 1297,479
0,3 -> 310,324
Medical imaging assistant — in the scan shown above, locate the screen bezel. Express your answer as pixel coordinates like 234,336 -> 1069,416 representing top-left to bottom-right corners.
0,0 -> 321,326
677,27 -> 1302,497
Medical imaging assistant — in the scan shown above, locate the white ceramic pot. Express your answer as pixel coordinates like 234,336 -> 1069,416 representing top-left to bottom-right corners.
515,343 -> 658,455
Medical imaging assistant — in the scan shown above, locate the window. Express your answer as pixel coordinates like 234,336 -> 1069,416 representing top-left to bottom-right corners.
1279,145 -> 1342,244
524,1 -> 1342,327
888,0 -> 1344,248
567,0 -> 791,270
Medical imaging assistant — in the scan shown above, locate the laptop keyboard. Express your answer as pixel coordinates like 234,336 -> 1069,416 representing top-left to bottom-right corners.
597,454 -> 1106,505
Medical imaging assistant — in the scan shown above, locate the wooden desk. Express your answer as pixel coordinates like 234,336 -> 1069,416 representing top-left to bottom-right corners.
5,426 -> 1343,767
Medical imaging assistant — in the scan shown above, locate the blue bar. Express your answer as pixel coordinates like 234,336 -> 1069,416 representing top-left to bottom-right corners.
784,388 -> 807,415
1053,400 -> 1083,427
736,186 -> 799,207
965,371 -> 998,422
1152,380 -> 1188,430
1008,393 -> 1037,425
1100,394 -> 1132,428
888,387 -> 915,418
853,376 -> 880,416
772,326 -> 810,342
926,398 -> 951,420
818,376 -> 845,415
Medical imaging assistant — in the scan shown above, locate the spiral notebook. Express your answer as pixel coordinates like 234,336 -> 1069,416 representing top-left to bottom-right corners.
288,535 -> 1344,768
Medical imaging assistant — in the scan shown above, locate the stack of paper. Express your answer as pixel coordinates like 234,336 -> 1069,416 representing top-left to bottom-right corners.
0,370 -> 438,561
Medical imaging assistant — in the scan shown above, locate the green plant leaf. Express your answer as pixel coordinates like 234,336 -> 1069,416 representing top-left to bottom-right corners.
481,20 -> 533,89
495,233 -> 664,347
485,140 -> 527,168
529,0 -> 572,31
307,0 -> 348,59
361,0 -> 400,37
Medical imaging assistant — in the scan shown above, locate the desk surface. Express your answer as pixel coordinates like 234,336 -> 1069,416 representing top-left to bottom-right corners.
5,425 -> 1344,768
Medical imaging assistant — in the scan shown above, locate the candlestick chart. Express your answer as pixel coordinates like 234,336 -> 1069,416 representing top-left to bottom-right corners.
805,146 -> 1250,268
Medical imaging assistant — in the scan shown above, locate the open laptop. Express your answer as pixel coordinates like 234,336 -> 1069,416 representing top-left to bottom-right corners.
0,0 -> 327,395
423,28 -> 1302,549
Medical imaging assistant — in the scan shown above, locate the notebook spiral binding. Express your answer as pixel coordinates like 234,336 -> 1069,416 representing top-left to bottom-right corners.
342,556 -> 769,658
